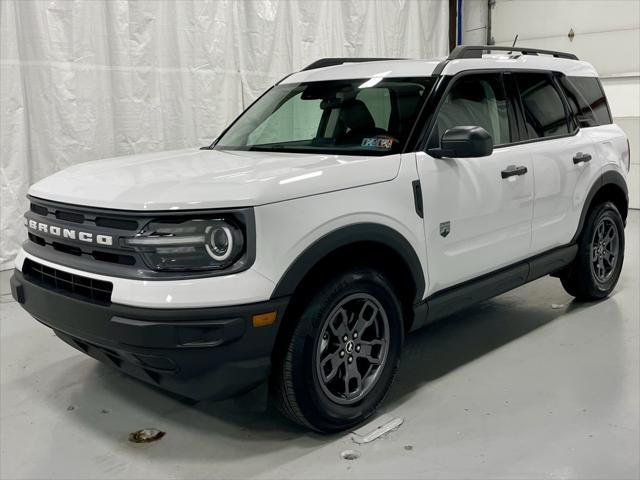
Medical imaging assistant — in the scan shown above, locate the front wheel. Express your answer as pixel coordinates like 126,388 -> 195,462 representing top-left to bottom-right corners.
561,201 -> 625,300
271,269 -> 403,432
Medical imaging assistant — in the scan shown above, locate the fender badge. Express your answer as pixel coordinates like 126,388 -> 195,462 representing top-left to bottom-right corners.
440,221 -> 451,238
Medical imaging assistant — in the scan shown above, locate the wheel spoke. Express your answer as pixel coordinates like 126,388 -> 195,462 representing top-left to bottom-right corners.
598,258 -> 606,277
329,309 -> 348,339
320,350 -> 343,383
358,339 -> 385,365
604,226 -> 616,245
603,251 -> 615,267
355,300 -> 379,336
591,246 -> 599,262
344,362 -> 362,396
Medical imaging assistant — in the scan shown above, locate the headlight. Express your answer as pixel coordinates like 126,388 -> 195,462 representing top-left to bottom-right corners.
123,218 -> 245,271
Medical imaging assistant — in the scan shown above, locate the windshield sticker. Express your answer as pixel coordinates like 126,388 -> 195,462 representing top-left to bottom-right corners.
361,137 -> 395,149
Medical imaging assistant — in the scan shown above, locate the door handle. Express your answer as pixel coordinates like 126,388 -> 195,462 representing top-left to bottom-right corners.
501,165 -> 528,179
573,152 -> 592,164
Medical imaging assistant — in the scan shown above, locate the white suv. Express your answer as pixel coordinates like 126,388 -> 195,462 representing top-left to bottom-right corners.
11,46 -> 630,432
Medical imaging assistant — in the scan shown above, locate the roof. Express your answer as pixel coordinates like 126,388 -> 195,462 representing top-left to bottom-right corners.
281,51 -> 598,84
282,59 -> 443,84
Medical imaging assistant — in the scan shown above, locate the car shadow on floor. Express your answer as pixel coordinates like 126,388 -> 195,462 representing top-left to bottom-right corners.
385,285 -> 593,406
48,277 -> 606,462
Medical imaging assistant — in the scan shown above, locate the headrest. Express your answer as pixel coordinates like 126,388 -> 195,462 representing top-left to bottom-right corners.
339,99 -> 376,131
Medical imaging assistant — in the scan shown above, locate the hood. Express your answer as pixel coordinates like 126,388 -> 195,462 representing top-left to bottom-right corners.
28,148 -> 401,211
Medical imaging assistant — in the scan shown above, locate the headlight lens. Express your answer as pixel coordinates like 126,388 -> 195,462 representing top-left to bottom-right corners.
123,218 -> 244,271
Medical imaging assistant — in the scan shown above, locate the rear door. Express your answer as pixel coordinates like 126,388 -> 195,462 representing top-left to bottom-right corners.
415,72 -> 534,294
512,72 -> 599,254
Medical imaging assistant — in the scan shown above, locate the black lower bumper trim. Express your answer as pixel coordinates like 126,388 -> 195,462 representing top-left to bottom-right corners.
11,269 -> 289,400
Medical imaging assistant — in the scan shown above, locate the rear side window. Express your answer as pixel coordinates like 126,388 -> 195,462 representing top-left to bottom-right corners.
561,76 -> 612,126
515,73 -> 572,139
433,73 -> 511,146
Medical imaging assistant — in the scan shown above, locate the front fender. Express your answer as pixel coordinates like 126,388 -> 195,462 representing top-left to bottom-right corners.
270,222 -> 425,303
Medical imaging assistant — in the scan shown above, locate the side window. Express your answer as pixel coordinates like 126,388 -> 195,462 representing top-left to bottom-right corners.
559,76 -> 598,127
515,73 -> 571,139
433,74 -> 510,146
565,76 -> 612,126
247,92 -> 322,145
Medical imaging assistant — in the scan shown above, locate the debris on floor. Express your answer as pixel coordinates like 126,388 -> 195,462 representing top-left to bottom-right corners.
340,450 -> 361,461
551,303 -> 565,309
351,415 -> 404,444
66,405 -> 76,412
128,429 -> 166,443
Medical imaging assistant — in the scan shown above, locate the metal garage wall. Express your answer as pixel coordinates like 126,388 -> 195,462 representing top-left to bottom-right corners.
461,0 -> 488,45
489,0 -> 640,209
0,0 -> 449,270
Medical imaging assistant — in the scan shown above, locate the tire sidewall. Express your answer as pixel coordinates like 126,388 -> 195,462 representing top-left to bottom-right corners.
289,269 -> 403,432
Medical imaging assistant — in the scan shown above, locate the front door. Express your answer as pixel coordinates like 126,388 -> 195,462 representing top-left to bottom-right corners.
415,72 -> 534,295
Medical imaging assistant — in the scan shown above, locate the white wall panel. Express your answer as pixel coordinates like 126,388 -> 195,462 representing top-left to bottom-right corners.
492,0 -> 639,45
461,0 -> 488,45
602,77 -> 640,119
0,0 -> 449,270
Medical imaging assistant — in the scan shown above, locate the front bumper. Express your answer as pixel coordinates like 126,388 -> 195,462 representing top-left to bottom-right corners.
11,269 -> 289,400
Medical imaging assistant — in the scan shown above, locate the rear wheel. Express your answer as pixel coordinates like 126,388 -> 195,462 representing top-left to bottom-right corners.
271,269 -> 403,432
561,201 -> 625,300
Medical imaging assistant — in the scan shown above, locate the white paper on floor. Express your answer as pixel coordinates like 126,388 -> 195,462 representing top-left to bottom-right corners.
351,414 -> 404,444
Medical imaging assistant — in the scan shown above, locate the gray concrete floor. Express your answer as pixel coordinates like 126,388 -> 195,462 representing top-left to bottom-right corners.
1,212 -> 638,480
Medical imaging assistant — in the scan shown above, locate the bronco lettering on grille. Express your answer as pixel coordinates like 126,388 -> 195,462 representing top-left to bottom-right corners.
27,220 -> 113,246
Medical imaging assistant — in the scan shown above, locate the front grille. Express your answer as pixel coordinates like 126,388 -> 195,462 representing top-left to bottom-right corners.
23,258 -> 113,304
95,217 -> 139,231
30,203 -> 48,216
55,210 -> 85,224
26,199 -> 141,267
28,232 -> 136,266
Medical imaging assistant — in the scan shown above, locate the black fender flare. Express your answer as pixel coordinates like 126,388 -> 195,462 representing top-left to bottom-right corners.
571,170 -> 629,244
270,223 -> 426,303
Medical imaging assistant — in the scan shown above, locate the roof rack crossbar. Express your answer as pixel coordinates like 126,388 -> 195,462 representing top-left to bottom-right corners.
302,57 -> 404,71
448,45 -> 578,61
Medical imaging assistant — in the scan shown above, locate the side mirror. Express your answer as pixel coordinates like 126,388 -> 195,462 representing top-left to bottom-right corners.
427,126 -> 493,158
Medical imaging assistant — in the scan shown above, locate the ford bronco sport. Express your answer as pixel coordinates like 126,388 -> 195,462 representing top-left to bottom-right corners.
11,46 -> 630,432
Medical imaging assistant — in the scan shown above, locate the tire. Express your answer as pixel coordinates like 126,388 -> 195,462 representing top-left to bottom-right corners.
561,201 -> 625,301
271,268 -> 403,433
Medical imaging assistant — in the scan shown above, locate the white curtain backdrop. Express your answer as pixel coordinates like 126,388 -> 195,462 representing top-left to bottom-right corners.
0,0 -> 449,270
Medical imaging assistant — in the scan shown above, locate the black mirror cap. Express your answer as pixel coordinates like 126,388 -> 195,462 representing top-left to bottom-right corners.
428,126 -> 494,158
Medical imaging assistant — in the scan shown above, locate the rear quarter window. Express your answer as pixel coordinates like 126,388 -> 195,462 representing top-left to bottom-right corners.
563,76 -> 612,126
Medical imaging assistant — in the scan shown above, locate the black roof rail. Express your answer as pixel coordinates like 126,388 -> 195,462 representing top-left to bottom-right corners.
448,45 -> 578,61
302,57 -> 404,71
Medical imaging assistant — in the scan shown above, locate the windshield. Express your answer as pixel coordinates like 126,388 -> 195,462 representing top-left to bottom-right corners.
214,77 -> 434,156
